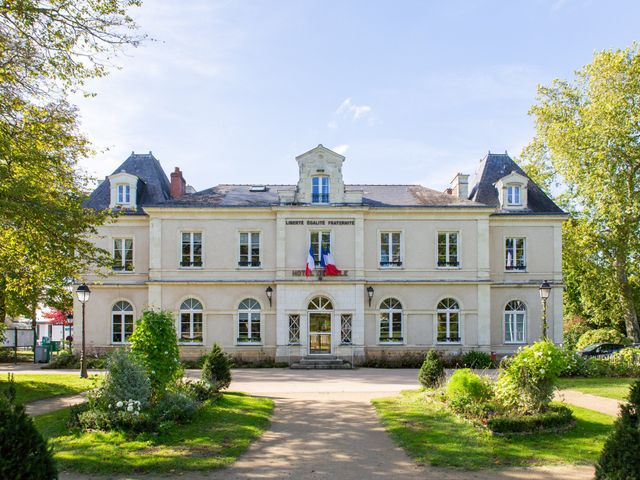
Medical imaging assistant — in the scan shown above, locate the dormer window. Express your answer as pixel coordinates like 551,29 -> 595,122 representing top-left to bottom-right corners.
507,185 -> 521,205
117,184 -> 131,205
312,176 -> 329,204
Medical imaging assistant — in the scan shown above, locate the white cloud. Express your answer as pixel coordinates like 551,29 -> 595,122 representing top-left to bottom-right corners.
332,144 -> 349,155
337,97 -> 373,120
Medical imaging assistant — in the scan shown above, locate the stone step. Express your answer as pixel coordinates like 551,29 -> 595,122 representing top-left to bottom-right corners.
290,362 -> 353,370
290,356 -> 353,370
299,358 -> 345,366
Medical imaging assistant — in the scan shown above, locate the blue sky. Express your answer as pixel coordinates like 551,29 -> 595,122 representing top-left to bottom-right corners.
74,0 -> 640,192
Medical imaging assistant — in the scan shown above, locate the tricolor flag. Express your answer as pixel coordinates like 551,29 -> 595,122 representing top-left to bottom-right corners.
305,245 -> 315,277
322,246 -> 342,276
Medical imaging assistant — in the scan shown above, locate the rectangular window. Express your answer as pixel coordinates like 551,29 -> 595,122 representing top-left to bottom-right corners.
437,312 -> 460,343
437,232 -> 459,267
380,232 -> 402,267
288,314 -> 300,344
112,238 -> 133,272
239,232 -> 261,267
112,313 -> 134,343
312,176 -> 329,204
505,237 -> 526,270
507,185 -> 521,205
340,314 -> 352,344
180,312 -> 203,343
380,312 -> 403,342
181,232 -> 202,267
310,231 -> 331,263
238,311 -> 261,340
117,184 -> 131,204
505,312 -> 526,343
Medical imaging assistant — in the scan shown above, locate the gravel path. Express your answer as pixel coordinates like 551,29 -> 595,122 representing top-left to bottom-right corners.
554,389 -> 622,417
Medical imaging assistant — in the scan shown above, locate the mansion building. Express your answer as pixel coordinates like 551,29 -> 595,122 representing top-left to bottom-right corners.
77,145 -> 567,362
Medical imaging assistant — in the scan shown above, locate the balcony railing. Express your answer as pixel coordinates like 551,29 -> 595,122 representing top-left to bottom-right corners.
237,336 -> 262,343
437,336 -> 461,343
180,260 -> 203,267
311,193 -> 329,204
238,260 -> 261,267
437,260 -> 460,267
379,336 -> 403,343
112,263 -> 133,272
380,261 -> 403,267
505,264 -> 526,271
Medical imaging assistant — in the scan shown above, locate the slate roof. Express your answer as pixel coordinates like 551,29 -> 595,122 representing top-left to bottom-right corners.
84,153 -> 171,214
468,153 -> 564,214
149,184 -> 484,208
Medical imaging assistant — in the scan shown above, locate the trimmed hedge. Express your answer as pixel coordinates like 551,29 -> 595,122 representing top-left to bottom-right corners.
488,404 -> 574,434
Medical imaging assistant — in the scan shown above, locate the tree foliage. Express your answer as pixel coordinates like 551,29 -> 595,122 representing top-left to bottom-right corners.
0,1 -> 144,322
522,43 -> 640,341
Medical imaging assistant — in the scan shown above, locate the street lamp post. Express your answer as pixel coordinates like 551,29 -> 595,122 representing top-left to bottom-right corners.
76,284 -> 91,378
538,280 -> 551,340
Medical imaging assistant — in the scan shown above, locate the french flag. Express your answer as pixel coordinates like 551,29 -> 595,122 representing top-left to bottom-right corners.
322,246 -> 342,276
305,245 -> 315,277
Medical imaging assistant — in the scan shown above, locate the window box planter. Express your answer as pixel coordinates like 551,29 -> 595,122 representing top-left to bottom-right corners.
437,261 -> 460,267
237,337 -> 262,344
505,265 -> 526,271
379,261 -> 403,267
437,336 -> 461,343
379,336 -> 403,343
238,261 -> 261,267
180,261 -> 203,267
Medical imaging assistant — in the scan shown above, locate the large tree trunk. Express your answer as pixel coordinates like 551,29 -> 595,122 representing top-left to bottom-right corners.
615,256 -> 640,342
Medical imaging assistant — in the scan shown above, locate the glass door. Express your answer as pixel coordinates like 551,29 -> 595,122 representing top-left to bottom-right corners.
309,313 -> 332,354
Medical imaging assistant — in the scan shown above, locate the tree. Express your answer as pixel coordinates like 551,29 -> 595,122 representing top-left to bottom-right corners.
522,43 -> 640,341
0,1 -> 144,322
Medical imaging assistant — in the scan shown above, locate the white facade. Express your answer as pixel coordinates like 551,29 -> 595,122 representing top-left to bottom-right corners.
76,146 -> 567,362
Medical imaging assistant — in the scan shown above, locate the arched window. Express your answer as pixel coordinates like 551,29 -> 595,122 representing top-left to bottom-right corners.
504,300 -> 527,343
179,298 -> 203,343
308,296 -> 333,311
437,298 -> 461,343
238,298 -> 261,343
379,298 -> 403,343
112,301 -> 134,344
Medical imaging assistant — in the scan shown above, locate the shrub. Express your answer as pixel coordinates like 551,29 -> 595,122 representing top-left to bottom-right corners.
129,309 -> 183,397
495,340 -> 565,414
201,343 -> 232,392
488,404 -> 574,434
152,391 -> 198,425
446,369 -> 491,406
608,348 -> 640,377
462,350 -> 493,369
0,375 -> 57,480
576,328 -> 631,351
101,349 -> 151,409
595,379 -> 640,479
77,407 -> 156,434
180,379 -> 217,402
418,351 -> 445,388
563,315 -> 591,350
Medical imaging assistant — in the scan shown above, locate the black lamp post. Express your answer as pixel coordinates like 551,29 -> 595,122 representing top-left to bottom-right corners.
265,286 -> 273,307
76,283 -> 91,378
367,286 -> 374,307
538,280 -> 551,340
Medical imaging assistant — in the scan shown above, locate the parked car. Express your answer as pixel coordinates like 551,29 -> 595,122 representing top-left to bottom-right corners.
577,343 -> 626,358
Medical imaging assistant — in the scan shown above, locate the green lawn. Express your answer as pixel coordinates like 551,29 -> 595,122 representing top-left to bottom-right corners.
0,374 -> 98,404
372,390 -> 614,470
34,392 -> 273,474
557,377 -> 636,401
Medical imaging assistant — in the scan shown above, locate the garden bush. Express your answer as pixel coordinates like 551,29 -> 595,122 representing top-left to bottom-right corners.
0,375 -> 57,480
563,315 -> 591,350
462,350 -> 493,369
202,343 -> 232,392
101,349 -> 151,409
419,350 -> 445,388
495,340 -> 565,414
152,391 -> 198,425
488,404 -> 574,434
179,379 -> 217,402
575,328 -> 631,351
559,346 -> 640,378
130,309 -> 183,397
446,369 -> 491,406
595,379 -> 640,479
76,404 -> 156,433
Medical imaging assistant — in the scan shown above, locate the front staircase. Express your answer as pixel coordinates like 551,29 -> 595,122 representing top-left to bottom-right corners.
290,355 -> 353,369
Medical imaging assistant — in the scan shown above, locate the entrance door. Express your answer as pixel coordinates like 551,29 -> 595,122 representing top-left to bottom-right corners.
309,313 -> 332,354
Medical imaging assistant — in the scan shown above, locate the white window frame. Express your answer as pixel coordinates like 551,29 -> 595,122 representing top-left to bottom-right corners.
309,230 -> 332,264
311,176 -> 329,204
436,298 -> 462,344
111,300 -> 135,344
505,237 -> 526,271
237,298 -> 262,345
238,231 -> 262,268
179,231 -> 203,268
378,298 -> 404,344
112,237 -> 134,273
288,314 -> 301,345
178,298 -> 204,345
504,300 -> 527,344
436,231 -> 460,269
116,184 -> 131,205
379,231 -> 403,268
507,185 -> 522,206
340,313 -> 353,345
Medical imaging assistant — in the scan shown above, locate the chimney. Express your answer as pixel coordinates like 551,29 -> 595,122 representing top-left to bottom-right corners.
170,167 -> 186,199
451,173 -> 469,199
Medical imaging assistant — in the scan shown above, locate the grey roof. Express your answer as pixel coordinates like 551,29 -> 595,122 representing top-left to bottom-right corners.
150,184 -> 485,208
468,153 -> 564,214
84,153 -> 171,214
